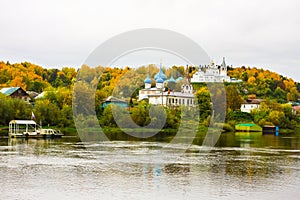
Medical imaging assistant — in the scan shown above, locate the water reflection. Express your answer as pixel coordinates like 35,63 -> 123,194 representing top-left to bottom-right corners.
217,132 -> 300,149
0,133 -> 299,200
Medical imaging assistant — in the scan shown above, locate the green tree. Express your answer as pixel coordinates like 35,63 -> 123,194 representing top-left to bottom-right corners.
58,105 -> 74,127
100,104 -> 127,127
226,110 -> 253,122
73,81 -> 95,116
195,87 -> 212,121
226,85 -> 243,111
131,101 -> 150,126
287,87 -> 299,102
268,110 -> 285,127
274,87 -> 286,103
164,107 -> 180,129
33,99 -> 60,126
0,94 -> 32,125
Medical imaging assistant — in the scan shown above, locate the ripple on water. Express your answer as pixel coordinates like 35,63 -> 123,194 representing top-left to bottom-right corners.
0,139 -> 300,200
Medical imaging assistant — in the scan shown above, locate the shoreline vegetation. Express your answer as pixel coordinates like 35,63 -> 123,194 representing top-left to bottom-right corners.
0,61 -> 300,139
0,123 -> 298,139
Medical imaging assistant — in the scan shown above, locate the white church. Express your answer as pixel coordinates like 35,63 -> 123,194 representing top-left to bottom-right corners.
138,65 -> 196,107
191,57 -> 241,83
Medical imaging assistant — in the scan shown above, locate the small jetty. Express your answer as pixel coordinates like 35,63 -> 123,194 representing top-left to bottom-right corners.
8,120 -> 63,138
262,125 -> 279,135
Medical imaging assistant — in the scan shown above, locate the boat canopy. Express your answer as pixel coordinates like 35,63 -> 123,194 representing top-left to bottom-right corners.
9,120 -> 36,125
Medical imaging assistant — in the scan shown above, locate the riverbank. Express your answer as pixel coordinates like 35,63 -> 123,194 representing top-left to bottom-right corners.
0,126 -> 8,136
1,123 -> 299,138
0,126 -> 78,137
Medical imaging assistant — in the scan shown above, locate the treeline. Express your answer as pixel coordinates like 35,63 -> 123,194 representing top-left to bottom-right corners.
0,61 -> 300,131
0,61 -> 76,92
99,102 -> 181,129
0,93 -> 32,125
227,66 -> 300,103
0,89 -> 74,128
225,99 -> 298,129
224,66 -> 300,129
0,62 -> 188,129
2,61 -> 298,103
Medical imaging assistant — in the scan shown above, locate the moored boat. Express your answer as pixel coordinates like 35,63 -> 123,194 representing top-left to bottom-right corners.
8,120 -> 63,138
9,120 -> 37,138
37,128 -> 64,138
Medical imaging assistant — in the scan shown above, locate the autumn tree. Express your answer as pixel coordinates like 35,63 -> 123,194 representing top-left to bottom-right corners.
226,85 -> 243,111
287,87 -> 299,102
195,87 -> 212,121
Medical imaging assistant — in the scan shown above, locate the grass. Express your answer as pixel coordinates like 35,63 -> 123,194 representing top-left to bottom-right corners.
59,127 -> 78,136
0,126 -> 8,136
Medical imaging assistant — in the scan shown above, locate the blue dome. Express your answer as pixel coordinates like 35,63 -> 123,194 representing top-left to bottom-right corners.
167,75 -> 176,83
154,66 -> 167,81
144,75 -> 152,84
156,77 -> 164,83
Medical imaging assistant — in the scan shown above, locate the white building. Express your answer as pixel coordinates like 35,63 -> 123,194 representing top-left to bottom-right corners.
191,57 -> 241,83
240,99 -> 263,113
138,65 -> 195,107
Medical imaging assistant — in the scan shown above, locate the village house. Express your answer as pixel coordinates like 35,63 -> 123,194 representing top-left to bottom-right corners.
240,99 -> 263,113
0,87 -> 30,103
292,106 -> 300,115
102,96 -> 129,109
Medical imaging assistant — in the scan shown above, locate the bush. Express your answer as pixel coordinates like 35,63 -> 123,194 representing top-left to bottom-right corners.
213,123 -> 234,132
226,110 -> 253,122
223,123 -> 235,132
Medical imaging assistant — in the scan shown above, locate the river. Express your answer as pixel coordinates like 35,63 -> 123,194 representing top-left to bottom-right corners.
0,132 -> 299,200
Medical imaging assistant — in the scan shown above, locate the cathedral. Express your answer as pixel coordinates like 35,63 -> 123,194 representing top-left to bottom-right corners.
191,57 -> 241,83
138,64 -> 196,107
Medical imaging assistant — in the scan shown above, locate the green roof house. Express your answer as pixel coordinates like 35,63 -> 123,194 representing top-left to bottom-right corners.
101,96 -> 129,109
235,123 -> 262,132
0,87 -> 30,103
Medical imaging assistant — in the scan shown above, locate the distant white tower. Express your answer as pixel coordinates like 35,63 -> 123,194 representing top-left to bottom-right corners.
220,57 -> 227,76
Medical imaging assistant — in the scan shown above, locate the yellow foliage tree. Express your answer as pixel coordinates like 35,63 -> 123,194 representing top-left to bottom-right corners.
248,76 -> 256,84
11,76 -> 26,90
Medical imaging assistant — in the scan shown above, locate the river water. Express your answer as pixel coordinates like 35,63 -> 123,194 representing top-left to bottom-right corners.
0,132 -> 299,200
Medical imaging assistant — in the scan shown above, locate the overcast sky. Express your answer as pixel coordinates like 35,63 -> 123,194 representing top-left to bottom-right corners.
0,0 -> 299,81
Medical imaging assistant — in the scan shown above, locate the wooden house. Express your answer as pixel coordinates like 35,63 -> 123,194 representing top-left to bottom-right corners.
0,87 -> 30,103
